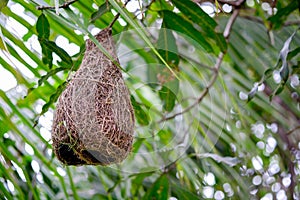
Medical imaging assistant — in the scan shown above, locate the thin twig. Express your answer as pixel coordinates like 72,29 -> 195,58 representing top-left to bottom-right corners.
286,125 -> 300,135
179,54 -> 215,71
158,53 -> 224,123
241,15 -> 300,27
223,8 -> 240,40
158,5 -> 242,123
36,0 -> 78,10
109,0 -> 131,28
284,20 -> 300,26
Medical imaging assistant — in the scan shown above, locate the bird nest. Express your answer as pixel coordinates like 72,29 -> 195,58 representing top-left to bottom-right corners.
51,28 -> 135,166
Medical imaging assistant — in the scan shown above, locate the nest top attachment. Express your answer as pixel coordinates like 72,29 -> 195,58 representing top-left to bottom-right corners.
51,28 -> 135,166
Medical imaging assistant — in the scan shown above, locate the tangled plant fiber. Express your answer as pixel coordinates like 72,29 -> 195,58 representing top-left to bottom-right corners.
51,28 -> 135,166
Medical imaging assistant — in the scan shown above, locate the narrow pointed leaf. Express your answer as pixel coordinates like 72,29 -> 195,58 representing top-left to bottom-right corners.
170,0 -> 217,31
41,39 -> 73,65
160,10 -> 213,53
287,47 -> 300,60
157,24 -> 179,68
38,66 -> 69,86
108,0 -> 179,79
39,81 -> 67,116
270,83 -> 285,101
36,14 -> 53,68
131,95 -> 150,126
170,0 -> 226,52
36,14 -> 50,39
159,85 -> 177,112
41,42 -> 53,68
0,0 -> 8,11
268,1 -> 299,29
142,174 -> 169,200
90,2 -> 111,23
171,182 -> 205,199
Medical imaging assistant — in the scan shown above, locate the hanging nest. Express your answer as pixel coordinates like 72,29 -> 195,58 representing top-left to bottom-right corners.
51,28 -> 135,166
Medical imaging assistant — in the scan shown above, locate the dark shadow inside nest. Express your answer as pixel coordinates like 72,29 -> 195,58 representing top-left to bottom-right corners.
57,144 -> 117,165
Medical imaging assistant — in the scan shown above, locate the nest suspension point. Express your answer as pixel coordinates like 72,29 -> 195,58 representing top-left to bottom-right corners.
51,28 -> 135,166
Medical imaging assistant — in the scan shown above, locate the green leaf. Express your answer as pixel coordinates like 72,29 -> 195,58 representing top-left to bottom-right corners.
157,23 -> 179,69
3,137 -> 15,147
132,138 -> 145,153
157,129 -> 173,145
292,61 -> 300,75
41,171 -> 60,194
36,14 -> 52,69
270,83 -> 285,102
38,67 -> 69,86
171,182 -> 201,199
130,171 -> 154,195
41,42 -> 53,69
170,0 -> 217,31
0,120 -> 9,136
142,174 -> 169,200
214,32 -> 227,53
131,171 -> 154,185
160,10 -> 213,54
36,14 -> 73,69
0,0 -> 8,11
252,28 -> 299,102
263,68 -> 274,80
0,56 -> 28,85
18,85 -> 54,108
39,81 -> 67,117
170,0 -> 226,52
287,47 -> 300,60
131,95 -> 150,126
159,85 -> 177,112
41,39 -> 73,66
90,2 -> 112,23
36,14 -> 50,39
108,0 -> 179,79
268,1 -> 299,29
149,0 -> 173,11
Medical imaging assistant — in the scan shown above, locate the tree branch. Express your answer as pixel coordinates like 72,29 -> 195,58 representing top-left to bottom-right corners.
223,8 -> 240,40
158,53 -> 224,123
158,6 -> 242,123
36,0 -> 78,11
287,125 -> 300,135
179,54 -> 215,71
240,15 -> 300,27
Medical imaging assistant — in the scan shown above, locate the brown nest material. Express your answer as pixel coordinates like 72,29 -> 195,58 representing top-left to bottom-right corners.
51,28 -> 135,166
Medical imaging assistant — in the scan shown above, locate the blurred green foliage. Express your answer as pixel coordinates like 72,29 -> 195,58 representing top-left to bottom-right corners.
0,0 -> 300,199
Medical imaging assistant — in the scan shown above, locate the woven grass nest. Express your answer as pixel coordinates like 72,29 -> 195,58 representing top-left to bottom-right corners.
51,28 -> 135,166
